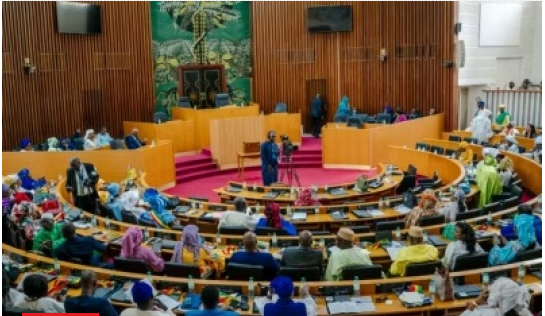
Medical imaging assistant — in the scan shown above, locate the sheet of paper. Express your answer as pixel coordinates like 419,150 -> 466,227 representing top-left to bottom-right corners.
384,246 -> 403,261
368,210 -> 384,217
399,292 -> 424,304
394,205 -> 411,215
156,294 -> 181,310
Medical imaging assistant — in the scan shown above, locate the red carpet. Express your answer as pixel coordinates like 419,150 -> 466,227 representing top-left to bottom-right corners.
164,167 -> 377,202
167,136 -> 376,202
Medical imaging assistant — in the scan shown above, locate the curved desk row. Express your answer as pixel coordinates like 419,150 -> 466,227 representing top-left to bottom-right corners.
446,130 -> 536,151
3,244 -> 541,316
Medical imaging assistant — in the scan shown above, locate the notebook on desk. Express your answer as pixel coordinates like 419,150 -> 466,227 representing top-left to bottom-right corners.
426,235 -> 447,247
329,210 -> 348,220
352,210 -> 373,218
292,212 -> 308,221
368,181 -> 383,189
226,186 -> 242,193
329,188 -> 348,196
454,284 -> 482,299
263,192 -> 279,199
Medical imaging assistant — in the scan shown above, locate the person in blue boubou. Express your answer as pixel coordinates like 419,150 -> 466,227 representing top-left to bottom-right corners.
261,131 -> 280,186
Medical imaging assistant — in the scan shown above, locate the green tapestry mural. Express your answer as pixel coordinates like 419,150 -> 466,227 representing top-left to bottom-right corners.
151,1 -> 251,115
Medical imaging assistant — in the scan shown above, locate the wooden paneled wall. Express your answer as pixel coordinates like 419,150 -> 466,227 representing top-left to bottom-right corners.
252,2 -> 458,131
2,2 -> 154,150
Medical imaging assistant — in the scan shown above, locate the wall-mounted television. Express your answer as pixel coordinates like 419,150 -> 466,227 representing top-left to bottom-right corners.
307,5 -> 352,33
56,1 -> 102,34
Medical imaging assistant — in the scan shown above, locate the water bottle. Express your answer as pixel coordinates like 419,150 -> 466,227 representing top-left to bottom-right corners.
482,272 -> 490,289
256,202 -> 261,213
300,277 -> 307,293
324,184 -> 329,192
248,277 -> 254,299
395,227 -> 401,240
487,211 -> 493,224
216,232 -> 221,245
423,229 -> 428,243
385,198 -> 390,208
253,183 -> 257,192
286,205 -> 292,216
378,198 -> 384,209
290,186 -> 295,196
105,217 -> 111,233
518,264 -> 526,283
243,181 -> 247,190
271,233 -> 278,248
144,228 -> 150,242
53,258 -> 61,275
319,237 -> 325,248
353,276 -> 360,297
188,275 -> 195,294
147,271 -> 153,284
191,202 -> 196,210
314,207 -> 319,215
91,215 -> 97,229
428,280 -> 435,303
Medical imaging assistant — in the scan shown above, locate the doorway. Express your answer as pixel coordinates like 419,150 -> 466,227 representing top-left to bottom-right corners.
305,79 -> 327,134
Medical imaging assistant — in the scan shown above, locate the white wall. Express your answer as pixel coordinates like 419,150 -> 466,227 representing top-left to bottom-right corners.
457,1 -> 542,128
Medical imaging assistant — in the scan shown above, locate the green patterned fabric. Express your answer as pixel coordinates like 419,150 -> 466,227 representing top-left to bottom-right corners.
476,158 -> 503,207
150,1 -> 251,115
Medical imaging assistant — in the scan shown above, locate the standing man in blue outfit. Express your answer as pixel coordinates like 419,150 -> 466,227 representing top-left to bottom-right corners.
261,131 -> 280,186
310,94 -> 324,137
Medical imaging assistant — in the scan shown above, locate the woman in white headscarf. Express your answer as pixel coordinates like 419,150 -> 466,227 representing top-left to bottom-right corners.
47,137 -> 61,152
83,129 -> 99,150
460,277 -> 532,316
505,136 -> 519,154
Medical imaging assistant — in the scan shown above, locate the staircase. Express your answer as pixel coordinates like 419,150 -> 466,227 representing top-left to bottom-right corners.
174,137 -> 323,184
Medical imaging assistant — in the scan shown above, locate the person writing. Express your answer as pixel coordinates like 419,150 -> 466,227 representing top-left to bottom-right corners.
261,131 -> 280,186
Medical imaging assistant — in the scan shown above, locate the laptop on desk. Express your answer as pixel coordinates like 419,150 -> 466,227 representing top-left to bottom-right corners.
454,284 -> 482,299
263,191 -> 279,199
352,210 -> 373,218
329,187 -> 348,196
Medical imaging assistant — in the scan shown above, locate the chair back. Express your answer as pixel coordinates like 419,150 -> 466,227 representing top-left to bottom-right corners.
347,225 -> 371,234
405,260 -> 442,276
376,113 -> 391,124
513,248 -> 542,262
153,112 -> 168,123
406,164 -> 417,176
396,175 -> 416,195
445,148 -> 456,157
499,196 -> 519,210
164,262 -> 201,278
189,196 -> 209,202
452,252 -> 489,271
274,102 -> 287,113
429,146 -> 444,155
418,214 -> 445,227
137,218 -> 156,227
226,263 -> 265,281
109,139 -> 125,150
121,210 -> 138,224
255,227 -> 288,236
341,264 -> 383,280
334,115 -> 348,123
415,142 -> 430,151
279,266 -> 320,281
455,208 -> 483,221
215,94 -> 230,107
376,220 -> 405,232
482,202 -> 501,214
114,257 -> 148,273
179,96 -> 191,107
347,117 -> 363,129
374,230 -> 393,242
517,146 -> 526,154
448,135 -> 461,142
219,226 -> 250,235
463,137 -> 478,144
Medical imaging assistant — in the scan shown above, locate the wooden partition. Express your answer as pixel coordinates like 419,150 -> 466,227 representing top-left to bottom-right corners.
210,113 -> 302,169
446,130 -> 535,151
387,147 -> 464,186
123,120 -> 196,153
420,139 -> 543,195
2,141 -> 175,188
172,103 -> 260,149
322,114 -> 444,168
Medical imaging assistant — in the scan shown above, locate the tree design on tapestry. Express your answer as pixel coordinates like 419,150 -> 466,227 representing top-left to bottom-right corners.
151,1 -> 250,115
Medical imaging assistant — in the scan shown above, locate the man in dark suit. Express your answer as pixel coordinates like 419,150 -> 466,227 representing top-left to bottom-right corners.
125,128 -> 147,149
281,230 -> 323,279
65,157 -> 99,212
310,94 -> 324,137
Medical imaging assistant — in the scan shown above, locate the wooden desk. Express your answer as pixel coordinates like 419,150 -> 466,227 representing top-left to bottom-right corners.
172,104 -> 260,149
446,130 -> 536,151
3,244 -> 541,316
214,174 -> 402,205
123,120 -> 196,153
2,141 -> 175,189
237,152 -> 261,178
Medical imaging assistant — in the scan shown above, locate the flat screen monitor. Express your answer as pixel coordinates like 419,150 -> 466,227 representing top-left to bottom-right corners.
307,5 -> 352,32
56,2 -> 102,34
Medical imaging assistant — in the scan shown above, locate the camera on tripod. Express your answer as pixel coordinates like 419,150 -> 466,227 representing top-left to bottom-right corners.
281,135 -> 299,157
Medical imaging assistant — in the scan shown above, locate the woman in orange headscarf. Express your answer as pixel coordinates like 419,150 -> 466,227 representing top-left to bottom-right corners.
458,141 -> 474,165
404,189 -> 439,228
